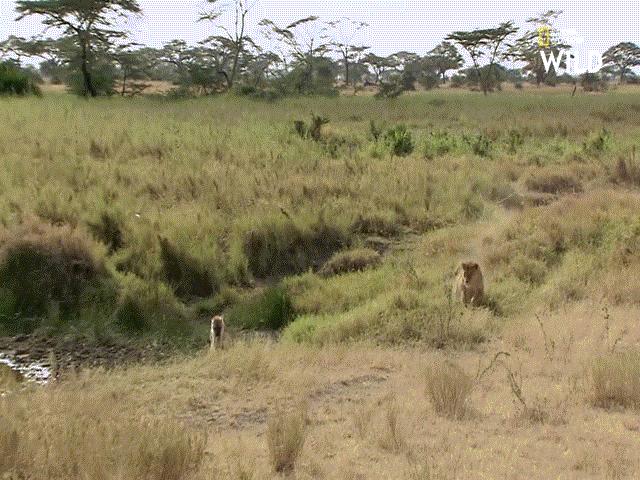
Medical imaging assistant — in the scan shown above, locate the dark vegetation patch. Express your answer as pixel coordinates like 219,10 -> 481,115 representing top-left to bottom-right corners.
0,219 -> 115,334
242,219 -> 347,279
319,248 -> 382,277
0,219 -> 193,341
524,170 -> 583,195
158,236 -> 217,299
351,213 -> 402,238
88,211 -> 125,253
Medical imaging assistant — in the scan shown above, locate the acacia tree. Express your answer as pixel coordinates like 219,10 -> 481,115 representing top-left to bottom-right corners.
15,0 -> 141,97
324,17 -> 369,87
426,41 -> 463,83
362,53 -> 394,84
1,35 -> 75,84
447,22 -> 518,94
603,42 -> 640,83
199,0 -> 258,90
112,44 -> 155,96
260,16 -> 330,92
159,39 -> 228,94
509,10 -> 567,86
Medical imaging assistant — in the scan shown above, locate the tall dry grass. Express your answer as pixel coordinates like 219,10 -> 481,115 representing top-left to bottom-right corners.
0,390 -> 206,480
425,360 -> 473,420
591,350 -> 640,410
266,402 -> 309,474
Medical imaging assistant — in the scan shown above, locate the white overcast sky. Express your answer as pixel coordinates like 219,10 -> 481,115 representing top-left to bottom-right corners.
1,0 -> 638,58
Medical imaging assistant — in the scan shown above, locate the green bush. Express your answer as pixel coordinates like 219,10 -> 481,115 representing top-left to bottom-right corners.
225,286 -> 295,330
375,80 -> 404,99
418,73 -> 440,90
583,128 -> 611,155
466,133 -> 492,157
293,114 -> 329,141
506,128 -> 525,153
422,130 -> 457,159
0,61 -> 41,96
65,61 -> 116,96
384,124 -> 414,157
235,85 -> 283,101
115,275 -> 186,335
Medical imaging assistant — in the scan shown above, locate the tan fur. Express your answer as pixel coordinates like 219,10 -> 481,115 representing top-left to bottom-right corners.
453,262 -> 484,307
210,315 -> 225,351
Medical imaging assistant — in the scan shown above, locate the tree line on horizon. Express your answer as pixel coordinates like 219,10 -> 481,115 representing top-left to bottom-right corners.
0,0 -> 639,97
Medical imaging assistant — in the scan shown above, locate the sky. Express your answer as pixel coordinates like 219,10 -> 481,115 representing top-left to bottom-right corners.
1,0 -> 638,60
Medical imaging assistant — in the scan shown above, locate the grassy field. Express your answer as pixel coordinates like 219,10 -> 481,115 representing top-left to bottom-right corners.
1,88 -> 640,478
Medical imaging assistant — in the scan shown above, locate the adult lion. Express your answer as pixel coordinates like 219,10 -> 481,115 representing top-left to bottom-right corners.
453,262 -> 484,307
210,315 -> 226,351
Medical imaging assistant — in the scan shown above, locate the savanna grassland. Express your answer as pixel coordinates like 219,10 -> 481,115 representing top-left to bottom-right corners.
2,88 -> 640,479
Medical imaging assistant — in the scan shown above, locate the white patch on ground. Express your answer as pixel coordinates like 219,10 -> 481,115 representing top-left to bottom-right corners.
0,352 -> 51,384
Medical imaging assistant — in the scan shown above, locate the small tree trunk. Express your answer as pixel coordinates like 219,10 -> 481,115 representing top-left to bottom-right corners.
228,49 -> 240,89
121,72 -> 127,96
344,52 -> 350,86
80,40 -> 97,97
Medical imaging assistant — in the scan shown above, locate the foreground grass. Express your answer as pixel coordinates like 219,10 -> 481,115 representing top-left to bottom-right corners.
2,304 -> 640,479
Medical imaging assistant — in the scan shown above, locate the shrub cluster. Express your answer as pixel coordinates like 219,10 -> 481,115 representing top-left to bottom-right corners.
0,61 -> 41,96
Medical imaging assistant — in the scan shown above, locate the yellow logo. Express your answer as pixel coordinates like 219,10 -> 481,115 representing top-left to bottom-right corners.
538,26 -> 551,48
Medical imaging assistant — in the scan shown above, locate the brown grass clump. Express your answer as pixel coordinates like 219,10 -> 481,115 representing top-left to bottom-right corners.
524,169 -> 582,194
266,402 -> 308,473
590,350 -> 640,410
612,152 -> 640,187
320,248 -> 382,277
425,360 -> 473,420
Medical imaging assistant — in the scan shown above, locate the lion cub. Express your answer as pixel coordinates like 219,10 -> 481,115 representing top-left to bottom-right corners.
210,315 -> 225,351
453,262 -> 484,307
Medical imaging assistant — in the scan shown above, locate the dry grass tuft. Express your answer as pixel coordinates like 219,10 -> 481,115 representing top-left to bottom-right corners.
351,400 -> 373,439
425,360 -> 473,420
590,350 -> 640,410
376,394 -> 407,453
612,155 -> 640,186
266,402 -> 308,474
